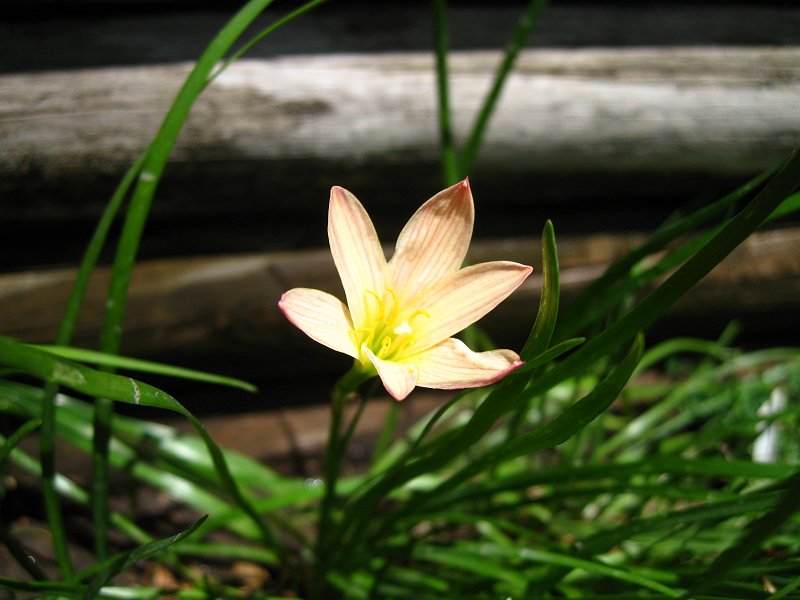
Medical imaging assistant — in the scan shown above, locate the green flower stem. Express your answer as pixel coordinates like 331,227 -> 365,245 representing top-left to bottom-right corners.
314,363 -> 373,598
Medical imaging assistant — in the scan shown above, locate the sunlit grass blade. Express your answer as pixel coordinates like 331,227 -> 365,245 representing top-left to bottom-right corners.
2,379 -> 314,547
412,544 -> 529,595
0,336 -> 280,556
636,336 -> 734,372
36,345 -> 256,392
37,148 -> 150,578
469,544 -> 683,598
391,334 -> 644,521
533,490 -> 785,592
92,0 -> 279,558
597,347 -> 800,460
428,455 -> 796,510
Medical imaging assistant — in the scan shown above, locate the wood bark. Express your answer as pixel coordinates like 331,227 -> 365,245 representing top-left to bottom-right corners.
2,227 -> 798,384
2,47 -> 798,267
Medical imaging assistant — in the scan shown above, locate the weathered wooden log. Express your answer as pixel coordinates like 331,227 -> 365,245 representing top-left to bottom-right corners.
2,228 -> 798,391
2,47 -> 798,267
3,48 -> 799,186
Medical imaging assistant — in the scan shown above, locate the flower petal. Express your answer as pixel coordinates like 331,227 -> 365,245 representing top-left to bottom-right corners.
328,186 -> 389,329
279,288 -> 358,358
407,261 -> 532,351
389,179 -> 474,302
413,337 -> 523,389
363,344 -> 419,401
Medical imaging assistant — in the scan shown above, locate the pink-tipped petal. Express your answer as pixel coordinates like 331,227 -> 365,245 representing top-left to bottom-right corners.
279,288 -> 358,358
389,179 -> 474,302
363,345 -> 419,401
413,337 -> 523,390
409,261 -> 532,351
328,187 -> 389,329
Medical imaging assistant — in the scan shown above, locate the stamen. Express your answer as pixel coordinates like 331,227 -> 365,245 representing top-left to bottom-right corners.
379,336 -> 393,357
364,289 -> 384,321
410,309 -> 431,323
349,328 -> 373,347
383,288 -> 399,323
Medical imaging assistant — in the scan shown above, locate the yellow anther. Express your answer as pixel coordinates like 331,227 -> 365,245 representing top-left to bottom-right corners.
394,320 -> 413,336
379,336 -> 393,357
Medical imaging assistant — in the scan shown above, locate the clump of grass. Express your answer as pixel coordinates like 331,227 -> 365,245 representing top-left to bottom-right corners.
1,0 -> 799,598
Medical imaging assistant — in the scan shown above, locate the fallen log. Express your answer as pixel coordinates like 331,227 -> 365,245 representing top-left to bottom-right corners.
1,227 -> 798,392
3,47 -> 798,267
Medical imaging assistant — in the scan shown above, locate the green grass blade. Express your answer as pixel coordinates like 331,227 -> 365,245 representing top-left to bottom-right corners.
558,164 -> 777,341
38,148 -> 149,578
209,0 -> 329,83
458,0 -> 550,175
767,574 -> 800,599
0,336 -> 280,555
506,547 -> 682,598
92,0 -> 277,558
0,429 -> 152,545
37,345 -> 256,392
520,219 -> 560,361
534,490 -> 785,592
433,0 -> 460,185
681,471 -> 800,598
512,337 -> 584,376
527,149 -> 800,401
0,576 -> 83,596
80,516 -> 207,597
401,334 -> 644,518
332,220 -> 561,552
0,417 -> 40,478
767,190 -> 800,222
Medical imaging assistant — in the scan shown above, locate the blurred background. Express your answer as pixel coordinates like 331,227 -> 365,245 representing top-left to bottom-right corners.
2,0 -> 799,418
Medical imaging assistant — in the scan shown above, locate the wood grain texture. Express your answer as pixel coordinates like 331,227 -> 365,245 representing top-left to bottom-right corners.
3,48 -> 799,186
2,228 -> 798,381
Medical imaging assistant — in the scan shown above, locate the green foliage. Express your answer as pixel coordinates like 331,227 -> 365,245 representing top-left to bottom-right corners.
1,0 -> 799,598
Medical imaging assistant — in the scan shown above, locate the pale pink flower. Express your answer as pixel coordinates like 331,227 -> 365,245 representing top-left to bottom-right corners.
279,180 -> 532,400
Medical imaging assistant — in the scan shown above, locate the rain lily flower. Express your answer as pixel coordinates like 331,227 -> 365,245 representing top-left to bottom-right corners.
279,180 -> 532,400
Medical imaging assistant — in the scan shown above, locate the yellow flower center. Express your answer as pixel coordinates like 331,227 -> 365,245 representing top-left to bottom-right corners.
350,287 -> 429,362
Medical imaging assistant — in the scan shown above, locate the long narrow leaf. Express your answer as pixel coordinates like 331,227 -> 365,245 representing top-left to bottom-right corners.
681,471 -> 800,598
81,516 -> 208,598
526,149 -> 800,401
0,336 -> 279,555
92,0 -> 278,557
37,345 -> 256,392
385,334 -> 644,529
332,219 -> 562,552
